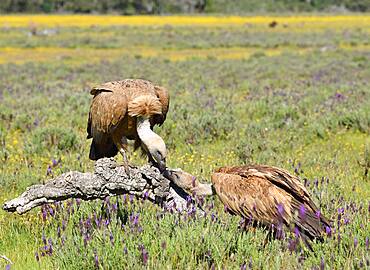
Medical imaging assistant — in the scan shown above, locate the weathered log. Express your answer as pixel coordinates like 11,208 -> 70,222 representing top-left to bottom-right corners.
2,158 -> 196,215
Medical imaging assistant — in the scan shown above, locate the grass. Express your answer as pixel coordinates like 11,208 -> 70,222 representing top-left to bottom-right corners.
0,14 -> 369,269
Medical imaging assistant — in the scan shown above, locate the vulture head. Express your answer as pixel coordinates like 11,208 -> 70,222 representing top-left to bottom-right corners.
147,135 -> 167,172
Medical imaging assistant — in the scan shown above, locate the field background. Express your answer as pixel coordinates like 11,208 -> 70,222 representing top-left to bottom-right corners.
0,13 -> 370,269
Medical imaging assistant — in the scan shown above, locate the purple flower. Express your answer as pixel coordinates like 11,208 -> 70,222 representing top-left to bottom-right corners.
52,158 -> 58,167
294,227 -> 300,238
288,238 -> 297,252
299,205 -> 306,220
314,179 -> 318,188
76,198 -> 81,206
240,263 -> 247,270
325,226 -> 332,237
5,265 -> 10,270
42,232 -> 47,245
344,217 -> 349,225
354,237 -> 358,248
123,246 -> 128,255
112,203 -> 117,211
110,232 -> 114,245
143,191 -> 149,200
320,257 -> 325,270
366,237 -> 369,250
35,251 -> 40,262
46,165 -> 52,176
141,248 -> 148,265
277,203 -> 285,216
276,224 -> 285,239
315,210 -> 321,219
41,206 -> 47,222
337,207 -> 344,214
49,207 -> 54,217
94,250 -> 99,268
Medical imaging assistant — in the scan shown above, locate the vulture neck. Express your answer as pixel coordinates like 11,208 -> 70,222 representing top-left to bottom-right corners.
193,183 -> 215,196
136,117 -> 159,146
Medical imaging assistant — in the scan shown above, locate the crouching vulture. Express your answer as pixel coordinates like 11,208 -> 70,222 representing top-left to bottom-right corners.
165,165 -> 331,241
87,79 -> 169,172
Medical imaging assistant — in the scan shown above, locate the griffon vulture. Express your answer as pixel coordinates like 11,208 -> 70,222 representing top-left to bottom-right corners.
165,165 -> 331,240
87,79 -> 169,172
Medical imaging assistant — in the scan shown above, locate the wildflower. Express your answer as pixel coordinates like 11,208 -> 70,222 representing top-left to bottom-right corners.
288,238 -> 297,253
76,198 -> 81,206
314,179 -> 318,188
123,246 -> 128,255
5,265 -> 10,270
51,158 -> 58,167
354,237 -> 358,248
41,206 -> 47,222
42,232 -> 47,245
94,250 -> 99,269
366,237 -> 369,250
35,251 -> 40,262
141,248 -> 149,265
240,263 -> 247,270
325,226 -> 332,237
110,232 -> 114,245
46,165 -> 52,176
294,227 -> 300,238
299,205 -> 306,221
315,210 -> 321,219
277,203 -> 285,216
320,257 -> 325,270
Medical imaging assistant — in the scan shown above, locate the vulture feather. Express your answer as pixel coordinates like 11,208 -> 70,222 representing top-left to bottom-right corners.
165,165 -> 331,241
87,79 -> 170,171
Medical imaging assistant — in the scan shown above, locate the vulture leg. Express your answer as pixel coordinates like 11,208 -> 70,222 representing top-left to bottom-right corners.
112,134 -> 130,175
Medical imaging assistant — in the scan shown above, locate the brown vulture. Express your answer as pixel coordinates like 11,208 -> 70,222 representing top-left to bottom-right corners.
87,79 -> 170,172
165,165 -> 331,241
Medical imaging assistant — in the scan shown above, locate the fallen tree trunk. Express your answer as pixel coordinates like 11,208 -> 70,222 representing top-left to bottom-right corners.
3,158 -> 195,215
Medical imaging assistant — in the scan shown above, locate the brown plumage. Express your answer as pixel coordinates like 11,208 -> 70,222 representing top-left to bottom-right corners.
165,165 -> 331,241
87,79 -> 169,170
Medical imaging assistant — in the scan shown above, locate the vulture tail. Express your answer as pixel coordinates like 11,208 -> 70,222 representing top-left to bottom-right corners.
127,95 -> 162,118
89,138 -> 118,160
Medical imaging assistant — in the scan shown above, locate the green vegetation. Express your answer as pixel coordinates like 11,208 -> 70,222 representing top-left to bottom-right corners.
0,0 -> 369,14
0,16 -> 369,269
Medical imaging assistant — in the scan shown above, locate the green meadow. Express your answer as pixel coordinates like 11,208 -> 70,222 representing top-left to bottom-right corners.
0,15 -> 369,269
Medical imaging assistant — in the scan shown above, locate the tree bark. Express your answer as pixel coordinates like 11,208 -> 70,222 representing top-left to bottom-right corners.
2,158 -> 194,215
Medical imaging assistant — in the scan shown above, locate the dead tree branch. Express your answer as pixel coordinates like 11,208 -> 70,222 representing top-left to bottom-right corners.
2,158 -> 195,215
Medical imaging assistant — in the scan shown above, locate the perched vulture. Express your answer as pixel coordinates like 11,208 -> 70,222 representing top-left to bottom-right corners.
87,79 -> 170,172
165,165 -> 331,241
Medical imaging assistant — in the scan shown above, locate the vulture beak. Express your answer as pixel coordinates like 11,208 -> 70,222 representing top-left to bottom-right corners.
157,158 -> 166,173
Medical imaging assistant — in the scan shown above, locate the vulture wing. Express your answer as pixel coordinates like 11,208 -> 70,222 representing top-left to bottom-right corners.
212,166 -> 331,239
88,82 -> 128,135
